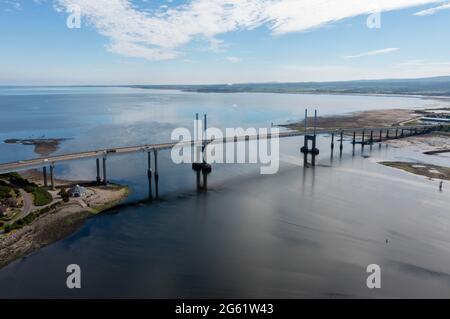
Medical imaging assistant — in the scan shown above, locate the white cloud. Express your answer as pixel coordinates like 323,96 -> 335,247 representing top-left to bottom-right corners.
343,48 -> 400,59
414,1 -> 450,16
2,0 -> 22,11
226,56 -> 242,63
55,0 -> 441,61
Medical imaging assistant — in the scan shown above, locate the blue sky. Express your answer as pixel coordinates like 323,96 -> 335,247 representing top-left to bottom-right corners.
1,0 -> 450,85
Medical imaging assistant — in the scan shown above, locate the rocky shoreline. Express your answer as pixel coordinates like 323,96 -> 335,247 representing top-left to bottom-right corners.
0,173 -> 129,269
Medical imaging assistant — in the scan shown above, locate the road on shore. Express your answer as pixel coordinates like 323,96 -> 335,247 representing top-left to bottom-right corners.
14,189 -> 33,221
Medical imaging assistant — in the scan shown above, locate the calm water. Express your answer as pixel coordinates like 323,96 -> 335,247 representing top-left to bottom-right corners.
0,87 -> 449,298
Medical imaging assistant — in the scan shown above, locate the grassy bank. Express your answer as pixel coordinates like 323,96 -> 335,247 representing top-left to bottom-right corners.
3,202 -> 62,233
1,173 -> 52,206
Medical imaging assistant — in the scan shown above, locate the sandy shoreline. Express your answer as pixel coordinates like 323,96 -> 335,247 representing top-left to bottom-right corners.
0,172 -> 129,269
380,162 -> 450,181
281,108 -> 423,131
385,131 -> 450,153
3,138 -> 69,156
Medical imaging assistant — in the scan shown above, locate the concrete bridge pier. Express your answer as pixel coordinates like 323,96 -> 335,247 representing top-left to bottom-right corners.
311,132 -> 318,167
147,151 -> 153,200
302,135 -> 309,165
102,157 -> 107,185
43,167 -> 48,188
331,132 -> 335,151
192,162 -> 211,191
191,113 -> 212,191
300,109 -> 319,167
96,158 -> 101,184
401,129 -> 404,137
361,130 -> 365,148
352,131 -> 356,155
196,170 -> 201,190
370,130 -> 374,148
339,131 -> 344,156
202,170 -> 209,190
154,149 -> 159,198
50,164 -> 55,190
395,128 -> 399,138
386,129 -> 390,139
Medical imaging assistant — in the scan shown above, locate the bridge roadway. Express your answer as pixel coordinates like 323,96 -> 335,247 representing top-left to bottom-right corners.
0,123 -> 445,175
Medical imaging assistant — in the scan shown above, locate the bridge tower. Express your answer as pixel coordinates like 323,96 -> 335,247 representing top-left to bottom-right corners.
192,113 -> 212,190
300,109 -> 320,167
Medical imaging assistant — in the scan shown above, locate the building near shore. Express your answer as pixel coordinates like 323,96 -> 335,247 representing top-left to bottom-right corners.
69,185 -> 87,198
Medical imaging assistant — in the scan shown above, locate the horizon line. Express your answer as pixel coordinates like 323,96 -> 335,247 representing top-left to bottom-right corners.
1,74 -> 450,88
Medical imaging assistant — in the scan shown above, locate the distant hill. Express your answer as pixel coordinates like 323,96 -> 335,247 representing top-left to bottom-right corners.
129,76 -> 450,96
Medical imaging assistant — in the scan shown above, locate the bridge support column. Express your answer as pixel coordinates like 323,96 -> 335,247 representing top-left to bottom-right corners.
147,152 -> 153,200
43,167 -> 48,188
302,135 -> 309,166
339,131 -> 343,156
361,130 -> 365,148
352,131 -> 356,155
395,128 -> 399,138
331,133 -> 335,151
202,114 -> 207,161
154,150 -> 159,198
401,129 -> 404,137
50,164 -> 55,190
202,170 -> 208,190
196,170 -> 201,190
311,134 -> 317,167
102,157 -> 107,185
96,158 -> 101,184
386,129 -> 390,139
300,109 -> 319,167
370,131 -> 374,145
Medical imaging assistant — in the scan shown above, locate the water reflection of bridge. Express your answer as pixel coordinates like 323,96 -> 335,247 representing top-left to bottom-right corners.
0,112 -> 446,200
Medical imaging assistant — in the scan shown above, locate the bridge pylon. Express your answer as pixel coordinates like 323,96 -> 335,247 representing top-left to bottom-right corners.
300,109 -> 320,167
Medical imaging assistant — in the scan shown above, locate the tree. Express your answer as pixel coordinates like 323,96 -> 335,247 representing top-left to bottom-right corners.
60,188 -> 70,203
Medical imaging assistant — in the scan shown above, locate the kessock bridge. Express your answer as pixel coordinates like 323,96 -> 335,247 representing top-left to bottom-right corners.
0,111 -> 447,200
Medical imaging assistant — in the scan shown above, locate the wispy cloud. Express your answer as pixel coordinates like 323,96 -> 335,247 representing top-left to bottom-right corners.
54,0 -> 440,61
414,1 -> 450,16
225,56 -> 242,63
2,0 -> 22,12
343,48 -> 400,59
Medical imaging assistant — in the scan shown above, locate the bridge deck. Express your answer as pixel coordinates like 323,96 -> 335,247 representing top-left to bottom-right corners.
0,123 -> 445,174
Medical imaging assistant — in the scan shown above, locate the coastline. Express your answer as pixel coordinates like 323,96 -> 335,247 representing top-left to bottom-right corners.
0,172 -> 129,269
280,108 -> 424,131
